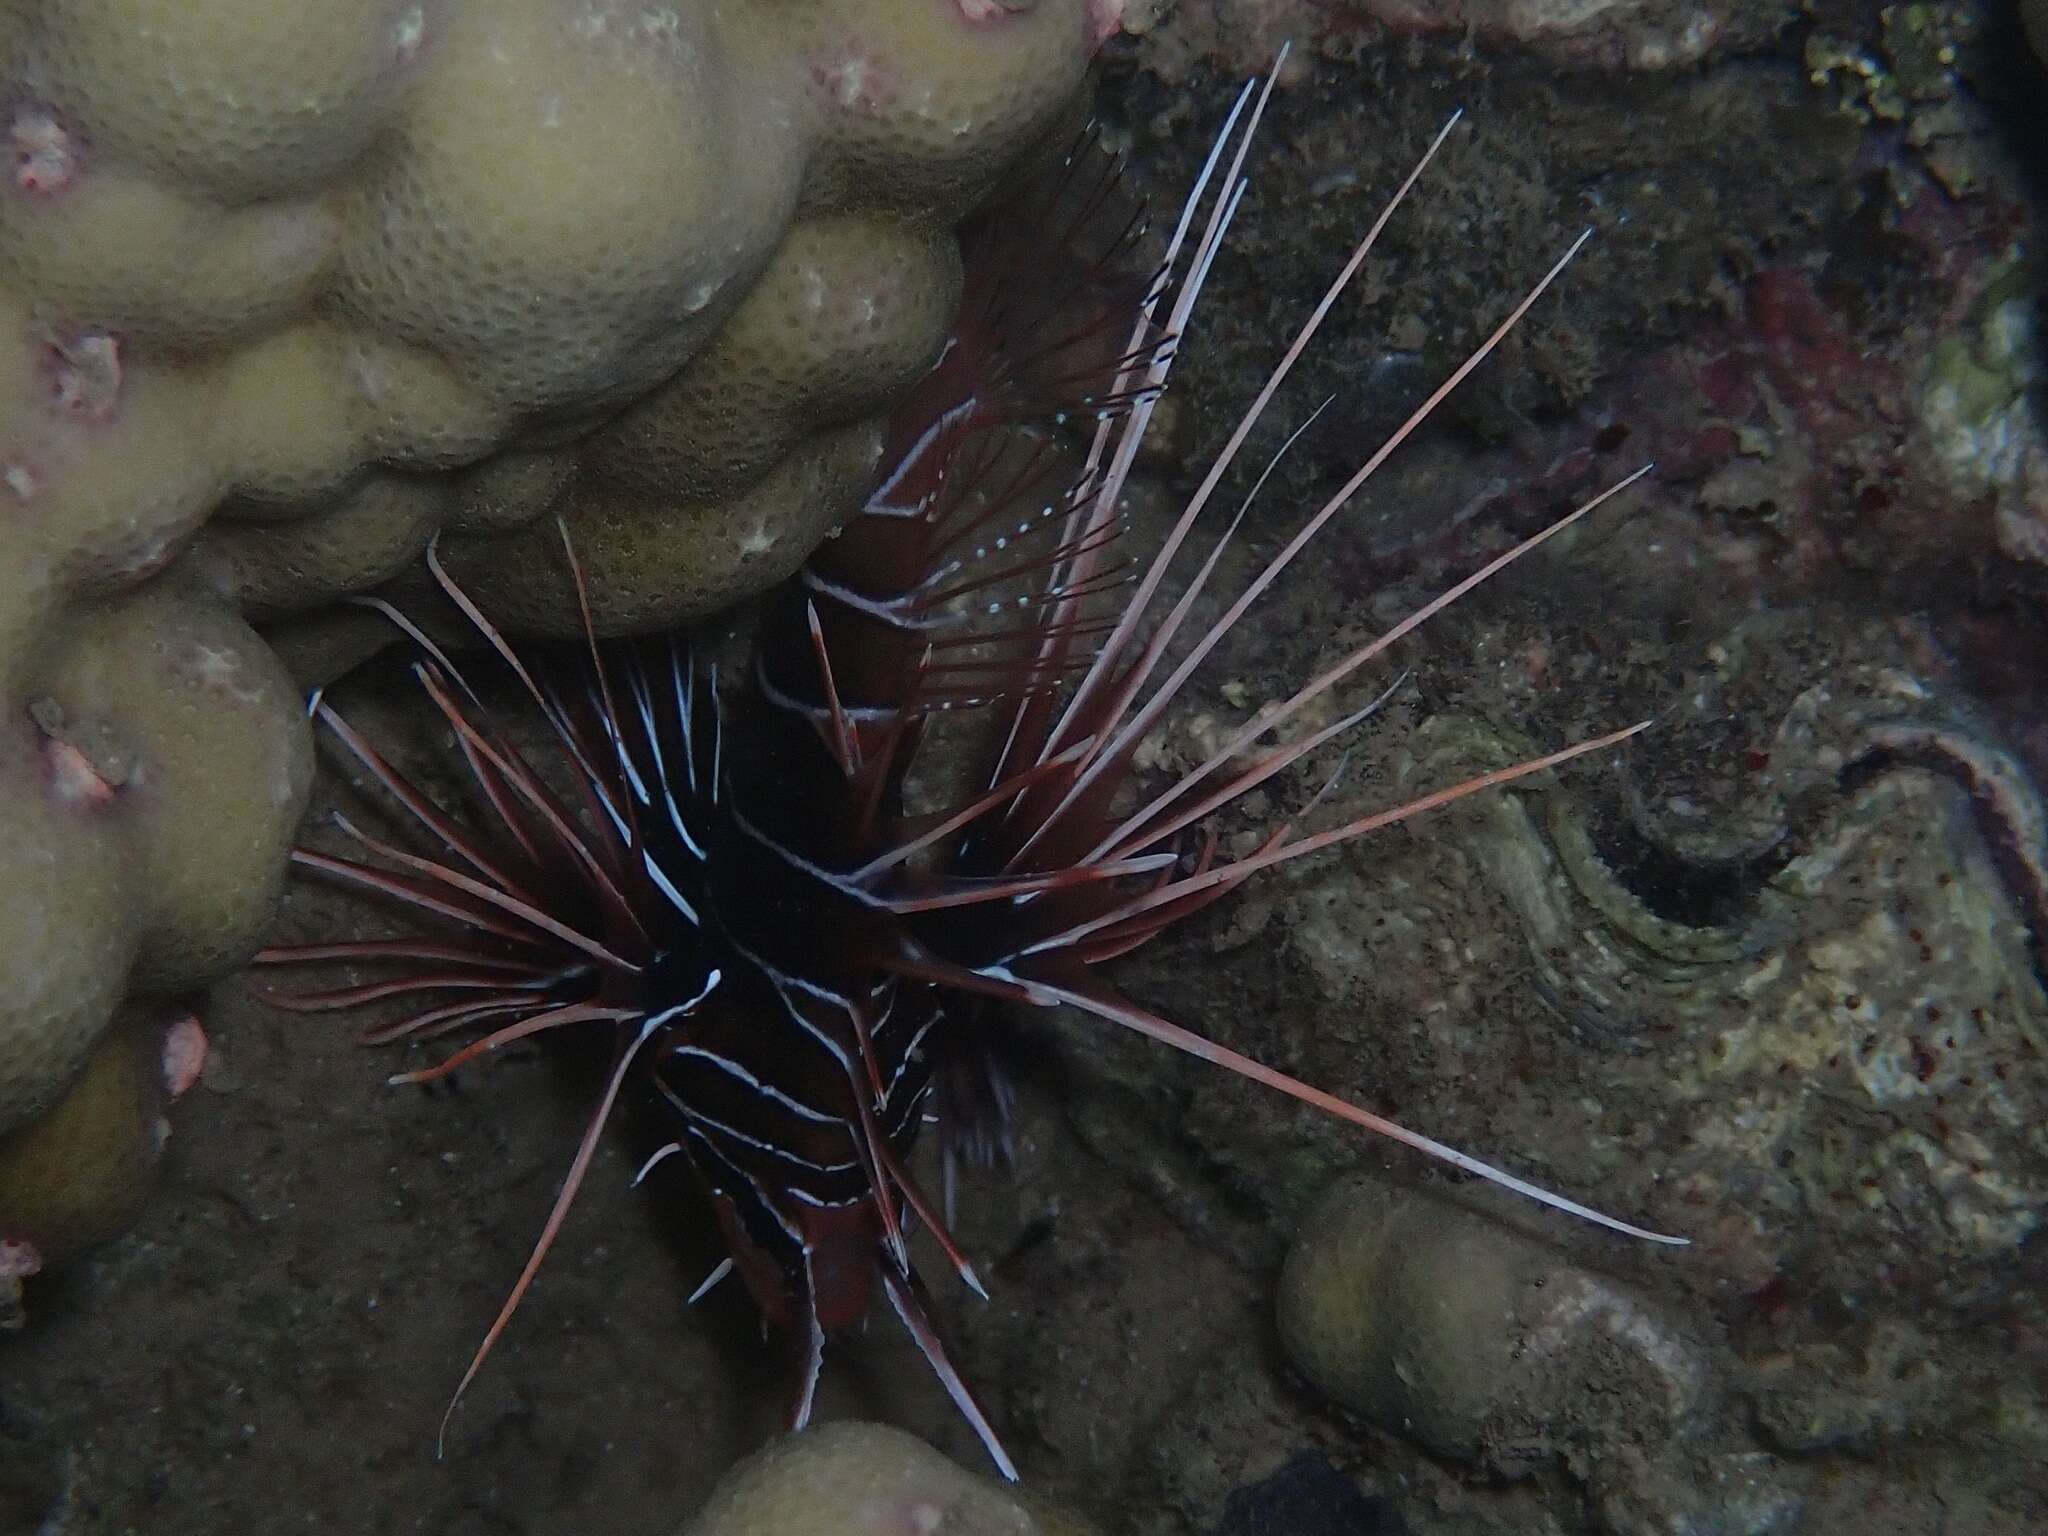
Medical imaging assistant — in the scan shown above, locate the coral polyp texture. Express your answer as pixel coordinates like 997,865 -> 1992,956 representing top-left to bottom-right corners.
0,0 -> 1109,1214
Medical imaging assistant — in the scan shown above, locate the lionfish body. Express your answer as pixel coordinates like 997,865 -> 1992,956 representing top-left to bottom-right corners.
259,65 -> 1678,1479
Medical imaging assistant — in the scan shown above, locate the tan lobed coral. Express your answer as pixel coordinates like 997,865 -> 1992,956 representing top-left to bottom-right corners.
0,0 -> 1114,1253
1275,1182 -> 1810,1530
0,1006 -> 205,1326
678,1423 -> 1100,1536
1277,1182 -> 1709,1473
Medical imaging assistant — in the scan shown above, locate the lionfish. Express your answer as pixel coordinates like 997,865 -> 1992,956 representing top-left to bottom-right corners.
254,59 -> 1680,1479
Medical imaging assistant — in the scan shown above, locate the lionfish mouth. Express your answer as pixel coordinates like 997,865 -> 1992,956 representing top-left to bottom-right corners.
254,49 -> 1680,1481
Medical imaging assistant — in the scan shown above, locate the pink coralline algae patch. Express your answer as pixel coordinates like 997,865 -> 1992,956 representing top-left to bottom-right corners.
953,0 -> 1124,45
1329,166 -> 2032,631
1665,270 -> 1893,530
45,331 -> 124,423
1088,0 -> 1127,45
1443,262 -> 1908,597
7,103 -> 74,195
0,1237 -> 41,1281
810,50 -> 894,112
36,726 -> 118,811
954,0 -> 1122,35
0,1237 -> 38,1328
160,1014 -> 207,1102
1538,177 -> 2031,588
1331,262 -> 1902,601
